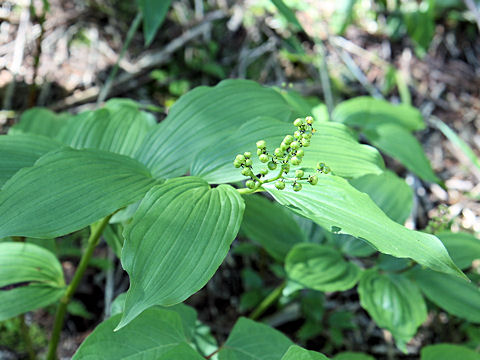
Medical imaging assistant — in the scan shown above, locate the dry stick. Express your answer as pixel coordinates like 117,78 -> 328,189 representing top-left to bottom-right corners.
51,10 -> 226,111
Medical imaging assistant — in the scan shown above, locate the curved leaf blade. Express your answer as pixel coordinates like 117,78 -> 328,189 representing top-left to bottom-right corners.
9,107 -> 68,138
281,345 -> 329,360
421,344 -> 480,360
437,231 -> 480,270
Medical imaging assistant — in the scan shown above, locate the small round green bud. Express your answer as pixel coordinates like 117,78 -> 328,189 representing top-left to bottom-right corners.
308,174 -> 318,185
291,156 -> 301,165
259,154 -> 269,163
317,162 -> 326,171
296,149 -> 304,157
245,159 -> 253,167
294,131 -> 302,139
280,143 -> 288,151
293,118 -> 303,127
274,148 -> 284,157
256,140 -> 267,149
246,180 -> 255,189
302,133 -> 312,140
282,163 -> 290,173
235,154 -> 245,163
244,151 -> 252,159
233,160 -> 242,168
305,116 -> 314,125
260,168 -> 269,175
323,165 -> 331,174
275,181 -> 285,190
301,138 -> 310,147
295,170 -> 304,178
257,149 -> 263,156
283,135 -> 294,145
290,141 -> 300,150
241,168 -> 252,176
268,161 -> 277,170
293,183 -> 302,192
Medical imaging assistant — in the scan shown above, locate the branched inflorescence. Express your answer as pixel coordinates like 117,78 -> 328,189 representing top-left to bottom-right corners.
233,116 -> 331,193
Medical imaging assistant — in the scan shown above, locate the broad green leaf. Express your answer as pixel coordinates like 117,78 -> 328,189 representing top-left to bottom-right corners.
420,344 -> 480,360
281,345 -> 329,359
139,0 -> 173,46
73,308 -> 195,359
333,352 -> 375,360
286,243 -> 361,292
155,343 -> 204,359
9,107 -> 68,138
365,124 -> 440,183
437,231 -> 480,270
192,118 -> 384,183
358,270 -> 427,349
241,194 -> 306,261
0,134 -> 63,187
332,97 -> 425,131
412,268 -> 480,323
327,234 -> 376,257
103,224 -> 124,258
270,0 -> 304,31
58,101 -> 156,158
275,89 -> 320,118
0,242 -> 65,320
118,177 -> 244,329
0,148 -> 157,238
263,175 -> 464,279
135,79 -> 295,179
350,170 -> 413,224
218,317 -> 293,360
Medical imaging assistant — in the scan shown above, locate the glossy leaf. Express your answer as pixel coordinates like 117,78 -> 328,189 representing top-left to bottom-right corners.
0,134 -> 62,187
332,96 -> 425,131
358,270 -> 427,349
413,269 -> 480,323
241,194 -> 306,261
366,124 -> 440,183
420,344 -> 480,360
139,0 -> 173,46
0,148 -> 157,238
437,231 -> 480,270
0,242 -> 65,320
73,307 -> 198,359
218,317 -> 293,359
281,345 -> 329,360
135,79 -> 294,178
350,170 -> 413,224
263,175 -> 463,278
286,243 -> 361,292
9,107 -> 68,138
118,177 -> 244,329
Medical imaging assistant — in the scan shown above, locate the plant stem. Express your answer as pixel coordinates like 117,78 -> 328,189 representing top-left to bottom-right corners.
46,215 -> 113,360
97,12 -> 143,104
249,282 -> 286,320
20,314 -> 36,360
205,347 -> 221,359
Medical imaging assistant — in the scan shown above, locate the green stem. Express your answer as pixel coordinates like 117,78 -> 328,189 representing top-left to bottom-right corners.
97,12 -> 143,104
20,314 -> 36,360
249,282 -> 286,320
46,215 -> 113,360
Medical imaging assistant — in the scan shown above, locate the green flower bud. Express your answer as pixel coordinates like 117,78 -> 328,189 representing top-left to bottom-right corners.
291,156 -> 301,165
245,159 -> 253,167
257,149 -> 263,156
283,135 -> 294,144
260,168 -> 269,175
296,149 -> 304,157
246,180 -> 255,189
293,182 -> 302,192
241,168 -> 252,176
274,148 -> 284,157
282,163 -> 290,173
305,116 -> 314,125
256,140 -> 267,149
233,160 -> 242,168
280,143 -> 288,151
301,138 -> 310,147
259,154 -> 269,163
308,174 -> 318,185
294,131 -> 302,139
275,181 -> 285,190
317,162 -> 326,171
235,154 -> 246,163
295,169 -> 304,178
302,133 -> 312,140
244,151 -> 252,159
323,165 -> 331,174
290,141 -> 300,150
268,161 -> 277,170
293,118 -> 303,127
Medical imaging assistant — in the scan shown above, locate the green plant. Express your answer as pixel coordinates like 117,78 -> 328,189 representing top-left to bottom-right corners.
0,80 -> 479,359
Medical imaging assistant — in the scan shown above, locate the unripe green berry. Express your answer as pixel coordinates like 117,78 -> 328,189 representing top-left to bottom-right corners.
323,165 -> 331,174
296,149 -> 304,157
291,156 -> 301,165
275,181 -> 285,190
233,160 -> 242,168
302,133 -> 312,140
257,149 -> 263,156
280,143 -> 288,151
246,180 -> 255,189
290,141 -> 300,150
259,154 -> 269,163
235,154 -> 246,163
283,135 -> 294,145
282,163 -> 290,173
305,116 -> 314,125
293,118 -> 303,127
274,148 -> 283,157
293,183 -> 302,192
308,174 -> 318,185
294,131 -> 302,139
245,159 -> 253,167
317,162 -> 326,171
244,151 -> 252,159
260,168 -> 269,175
256,140 -> 267,149
301,138 -> 310,147
268,161 -> 277,170
295,169 -> 304,178
241,168 -> 252,176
